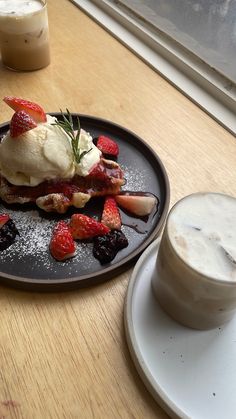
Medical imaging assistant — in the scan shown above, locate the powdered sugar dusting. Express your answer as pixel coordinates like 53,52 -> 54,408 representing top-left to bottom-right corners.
0,207 -> 95,279
0,162 -> 155,283
122,164 -> 150,191
2,209 -> 51,258
0,202 -> 150,283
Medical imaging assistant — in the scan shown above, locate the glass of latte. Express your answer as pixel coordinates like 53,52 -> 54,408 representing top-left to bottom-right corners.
152,193 -> 236,329
0,0 -> 50,71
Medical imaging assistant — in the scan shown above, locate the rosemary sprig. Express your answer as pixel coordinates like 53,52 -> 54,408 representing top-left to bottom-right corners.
53,109 -> 91,164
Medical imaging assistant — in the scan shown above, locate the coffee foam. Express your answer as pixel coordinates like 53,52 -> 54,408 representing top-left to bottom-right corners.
168,193 -> 236,281
0,0 -> 43,15
0,0 -> 46,34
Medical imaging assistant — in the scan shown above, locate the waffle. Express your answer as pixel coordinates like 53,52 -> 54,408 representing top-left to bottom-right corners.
0,158 -> 125,213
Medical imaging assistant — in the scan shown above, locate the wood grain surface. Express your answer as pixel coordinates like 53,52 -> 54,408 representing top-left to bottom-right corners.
0,0 -> 235,418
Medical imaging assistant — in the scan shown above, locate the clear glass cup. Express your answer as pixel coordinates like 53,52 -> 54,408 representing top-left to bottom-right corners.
0,0 -> 50,71
152,193 -> 236,330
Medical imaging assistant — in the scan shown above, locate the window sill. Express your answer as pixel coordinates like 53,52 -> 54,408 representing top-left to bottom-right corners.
71,0 -> 236,135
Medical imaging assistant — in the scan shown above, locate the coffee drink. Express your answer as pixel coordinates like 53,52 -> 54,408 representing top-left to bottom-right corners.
152,193 -> 236,329
0,0 -> 50,71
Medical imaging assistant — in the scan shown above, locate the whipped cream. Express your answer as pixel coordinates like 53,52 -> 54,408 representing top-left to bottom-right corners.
0,115 -> 101,186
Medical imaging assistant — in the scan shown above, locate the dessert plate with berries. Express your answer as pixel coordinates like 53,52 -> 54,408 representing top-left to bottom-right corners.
0,97 -> 170,291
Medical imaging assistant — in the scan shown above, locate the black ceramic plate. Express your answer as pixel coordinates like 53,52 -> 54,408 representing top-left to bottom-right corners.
0,114 -> 170,291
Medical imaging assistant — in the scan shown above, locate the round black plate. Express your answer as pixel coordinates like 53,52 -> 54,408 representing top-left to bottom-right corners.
0,114 -> 170,291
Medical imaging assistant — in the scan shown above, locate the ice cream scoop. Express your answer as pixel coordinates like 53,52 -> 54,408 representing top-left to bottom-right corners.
75,129 -> 101,177
0,115 -> 74,186
0,115 -> 101,186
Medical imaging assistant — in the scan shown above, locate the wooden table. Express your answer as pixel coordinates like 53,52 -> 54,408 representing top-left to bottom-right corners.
0,1 -> 235,418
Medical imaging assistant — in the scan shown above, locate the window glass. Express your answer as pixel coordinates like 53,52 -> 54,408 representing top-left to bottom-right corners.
110,0 -> 236,83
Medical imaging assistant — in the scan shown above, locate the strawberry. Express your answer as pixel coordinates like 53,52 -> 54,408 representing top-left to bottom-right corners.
4,96 -> 47,123
115,194 -> 157,217
87,163 -> 108,181
101,196 -> 121,230
70,214 -> 110,240
50,221 -> 76,261
97,135 -> 119,157
0,213 -> 10,229
10,110 -> 37,138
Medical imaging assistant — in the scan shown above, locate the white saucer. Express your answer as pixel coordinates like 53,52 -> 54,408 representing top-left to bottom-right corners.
124,238 -> 236,419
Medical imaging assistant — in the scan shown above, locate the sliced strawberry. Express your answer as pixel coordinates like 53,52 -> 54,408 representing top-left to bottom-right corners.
70,214 -> 110,240
87,162 -> 108,182
50,221 -> 76,261
115,194 -> 157,217
10,110 -> 37,138
101,196 -> 121,230
97,135 -> 119,157
0,213 -> 10,229
4,96 -> 47,122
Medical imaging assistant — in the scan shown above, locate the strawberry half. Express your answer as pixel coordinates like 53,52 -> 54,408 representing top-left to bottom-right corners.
50,221 -> 76,261
87,163 -> 108,182
101,196 -> 121,230
115,194 -> 157,217
0,213 -> 10,229
97,135 -> 119,157
10,110 -> 37,138
4,96 -> 47,123
70,214 -> 110,240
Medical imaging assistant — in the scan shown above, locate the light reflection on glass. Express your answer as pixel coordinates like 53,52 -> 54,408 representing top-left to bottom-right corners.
113,0 -> 236,83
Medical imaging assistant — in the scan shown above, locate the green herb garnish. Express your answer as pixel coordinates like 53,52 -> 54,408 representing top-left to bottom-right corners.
53,109 -> 91,164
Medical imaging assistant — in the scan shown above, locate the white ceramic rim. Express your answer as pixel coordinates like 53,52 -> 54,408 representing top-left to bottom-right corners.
124,238 -> 189,419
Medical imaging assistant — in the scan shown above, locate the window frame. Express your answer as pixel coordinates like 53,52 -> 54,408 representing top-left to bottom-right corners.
71,0 -> 236,135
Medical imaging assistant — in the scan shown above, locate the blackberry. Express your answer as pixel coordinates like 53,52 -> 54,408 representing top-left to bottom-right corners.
0,219 -> 19,251
93,242 -> 116,264
93,229 -> 128,264
111,230 -> 129,250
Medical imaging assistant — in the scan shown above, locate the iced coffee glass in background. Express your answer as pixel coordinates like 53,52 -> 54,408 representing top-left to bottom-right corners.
0,0 -> 50,71
152,193 -> 236,330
